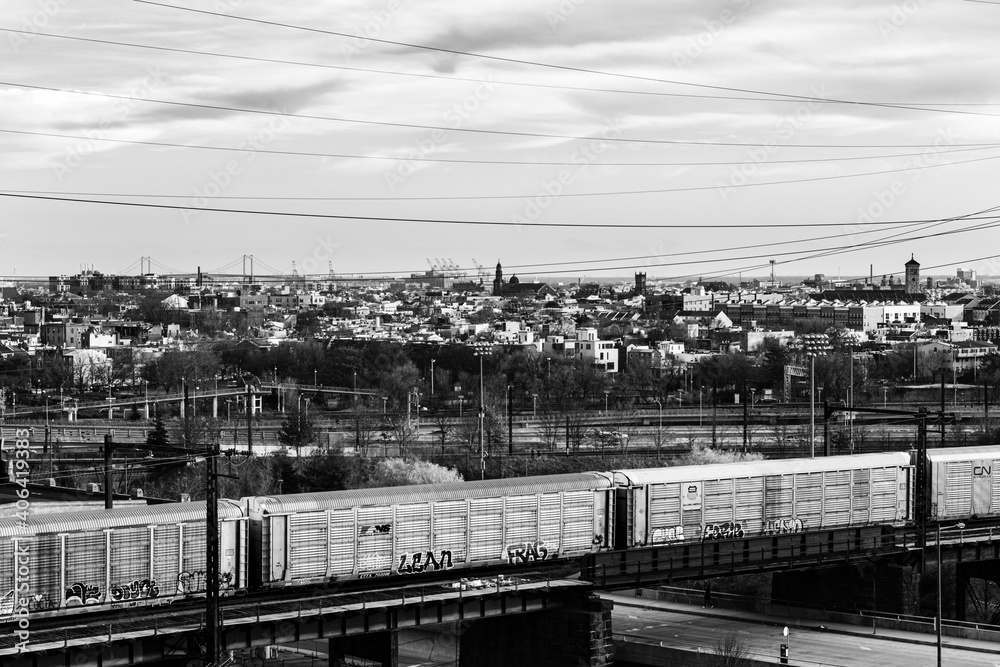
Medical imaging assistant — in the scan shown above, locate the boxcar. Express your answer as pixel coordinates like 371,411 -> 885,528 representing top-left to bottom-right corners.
926,445 -> 1000,522
0,500 -> 247,620
612,452 -> 912,548
245,473 -> 614,587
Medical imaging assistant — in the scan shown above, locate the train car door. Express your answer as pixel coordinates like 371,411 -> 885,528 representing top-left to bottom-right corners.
972,460 -> 993,516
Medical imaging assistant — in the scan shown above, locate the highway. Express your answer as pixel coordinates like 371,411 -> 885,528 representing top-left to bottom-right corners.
604,592 -> 1000,666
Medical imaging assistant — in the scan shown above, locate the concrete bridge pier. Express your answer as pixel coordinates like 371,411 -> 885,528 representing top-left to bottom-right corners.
458,594 -> 613,667
329,630 -> 398,666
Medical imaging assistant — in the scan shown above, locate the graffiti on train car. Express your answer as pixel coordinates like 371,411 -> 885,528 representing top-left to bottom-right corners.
702,522 -> 745,540
27,594 -> 56,612
763,518 -> 804,536
396,549 -> 454,574
650,525 -> 686,544
110,579 -> 160,602
0,590 -> 14,620
358,552 -> 393,573
176,571 -> 234,596
505,540 -> 550,564
65,582 -> 103,606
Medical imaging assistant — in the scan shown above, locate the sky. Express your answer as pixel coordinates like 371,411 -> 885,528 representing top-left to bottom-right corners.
2,0 -> 1000,284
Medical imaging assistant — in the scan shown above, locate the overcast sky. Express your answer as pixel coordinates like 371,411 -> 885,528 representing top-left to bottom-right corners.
2,0 -> 1000,284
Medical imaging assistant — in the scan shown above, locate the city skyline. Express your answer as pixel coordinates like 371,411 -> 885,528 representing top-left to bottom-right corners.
3,0 -> 1000,280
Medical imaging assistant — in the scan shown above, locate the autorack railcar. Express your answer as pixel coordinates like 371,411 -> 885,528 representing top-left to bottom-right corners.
612,452 -> 913,548
0,500 -> 247,618
245,473 -> 615,587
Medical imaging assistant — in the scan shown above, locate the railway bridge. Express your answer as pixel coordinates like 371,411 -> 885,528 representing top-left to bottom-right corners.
2,521 -> 1000,667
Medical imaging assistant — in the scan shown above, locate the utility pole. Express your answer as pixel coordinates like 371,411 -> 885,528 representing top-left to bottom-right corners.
103,433 -> 114,510
742,382 -> 748,454
508,388 -> 513,456
205,431 -> 220,666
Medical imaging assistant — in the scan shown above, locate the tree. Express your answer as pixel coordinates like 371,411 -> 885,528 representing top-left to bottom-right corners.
703,631 -> 755,667
366,458 -> 463,487
146,417 -> 170,450
277,404 -> 315,455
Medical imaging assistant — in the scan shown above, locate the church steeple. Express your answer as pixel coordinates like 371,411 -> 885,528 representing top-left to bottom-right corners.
493,260 -> 504,295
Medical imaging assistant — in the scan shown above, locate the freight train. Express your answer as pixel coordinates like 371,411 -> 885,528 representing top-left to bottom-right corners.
1,445 -> 997,621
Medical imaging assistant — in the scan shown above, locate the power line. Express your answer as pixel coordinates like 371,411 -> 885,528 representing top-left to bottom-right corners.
133,1 -> 1000,119
7,190 -> 1000,230
9,128 -> 994,168
5,27 -> 997,108
4,149 -> 998,201
7,80 -> 999,150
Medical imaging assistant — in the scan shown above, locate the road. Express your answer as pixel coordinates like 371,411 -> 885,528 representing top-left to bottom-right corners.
605,593 -> 1000,667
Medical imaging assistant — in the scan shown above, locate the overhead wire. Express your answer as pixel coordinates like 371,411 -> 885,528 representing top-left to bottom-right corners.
133,1 -> 1000,119
4,27 -> 997,108
5,80 -> 998,150
8,128 -> 995,168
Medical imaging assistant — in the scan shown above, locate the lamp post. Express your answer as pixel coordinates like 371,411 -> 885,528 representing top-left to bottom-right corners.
654,399 -> 662,459
381,396 -> 387,415
938,522 -> 965,667
314,368 -> 317,386
430,359 -> 435,397
532,393 -> 538,418
802,333 -> 832,458
603,390 -> 610,415
472,342 -> 492,481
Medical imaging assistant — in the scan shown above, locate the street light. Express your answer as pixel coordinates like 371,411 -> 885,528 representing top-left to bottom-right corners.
603,390 -> 610,415
654,399 -> 662,459
314,368 -> 317,386
430,359 -> 435,397
381,395 -> 388,415
937,522 -> 965,667
802,333 -> 832,457
472,342 -> 492,481
532,393 -> 538,418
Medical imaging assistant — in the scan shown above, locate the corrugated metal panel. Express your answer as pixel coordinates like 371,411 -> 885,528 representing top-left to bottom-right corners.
395,504 -> 431,556
649,483 -> 681,529
432,500 -> 467,563
328,510 -> 355,576
110,527 -> 150,585
29,534 -> 60,606
9,501 -> 243,535
539,494 -> 562,550
504,495 -> 538,547
468,498 -> 502,561
614,452 -> 910,487
560,491 -> 596,553
181,523 -> 207,576
0,539 -> 12,596
249,473 -> 612,515
357,507 -> 393,574
153,525 -> 180,593
945,461 -> 973,515
288,513 -> 328,580
64,532 -> 105,605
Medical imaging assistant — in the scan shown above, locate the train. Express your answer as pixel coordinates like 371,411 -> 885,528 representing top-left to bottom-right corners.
2,445 -> 998,621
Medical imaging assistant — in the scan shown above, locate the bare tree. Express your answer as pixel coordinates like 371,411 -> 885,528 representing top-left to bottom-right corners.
536,411 -> 563,451
702,631 -> 755,667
